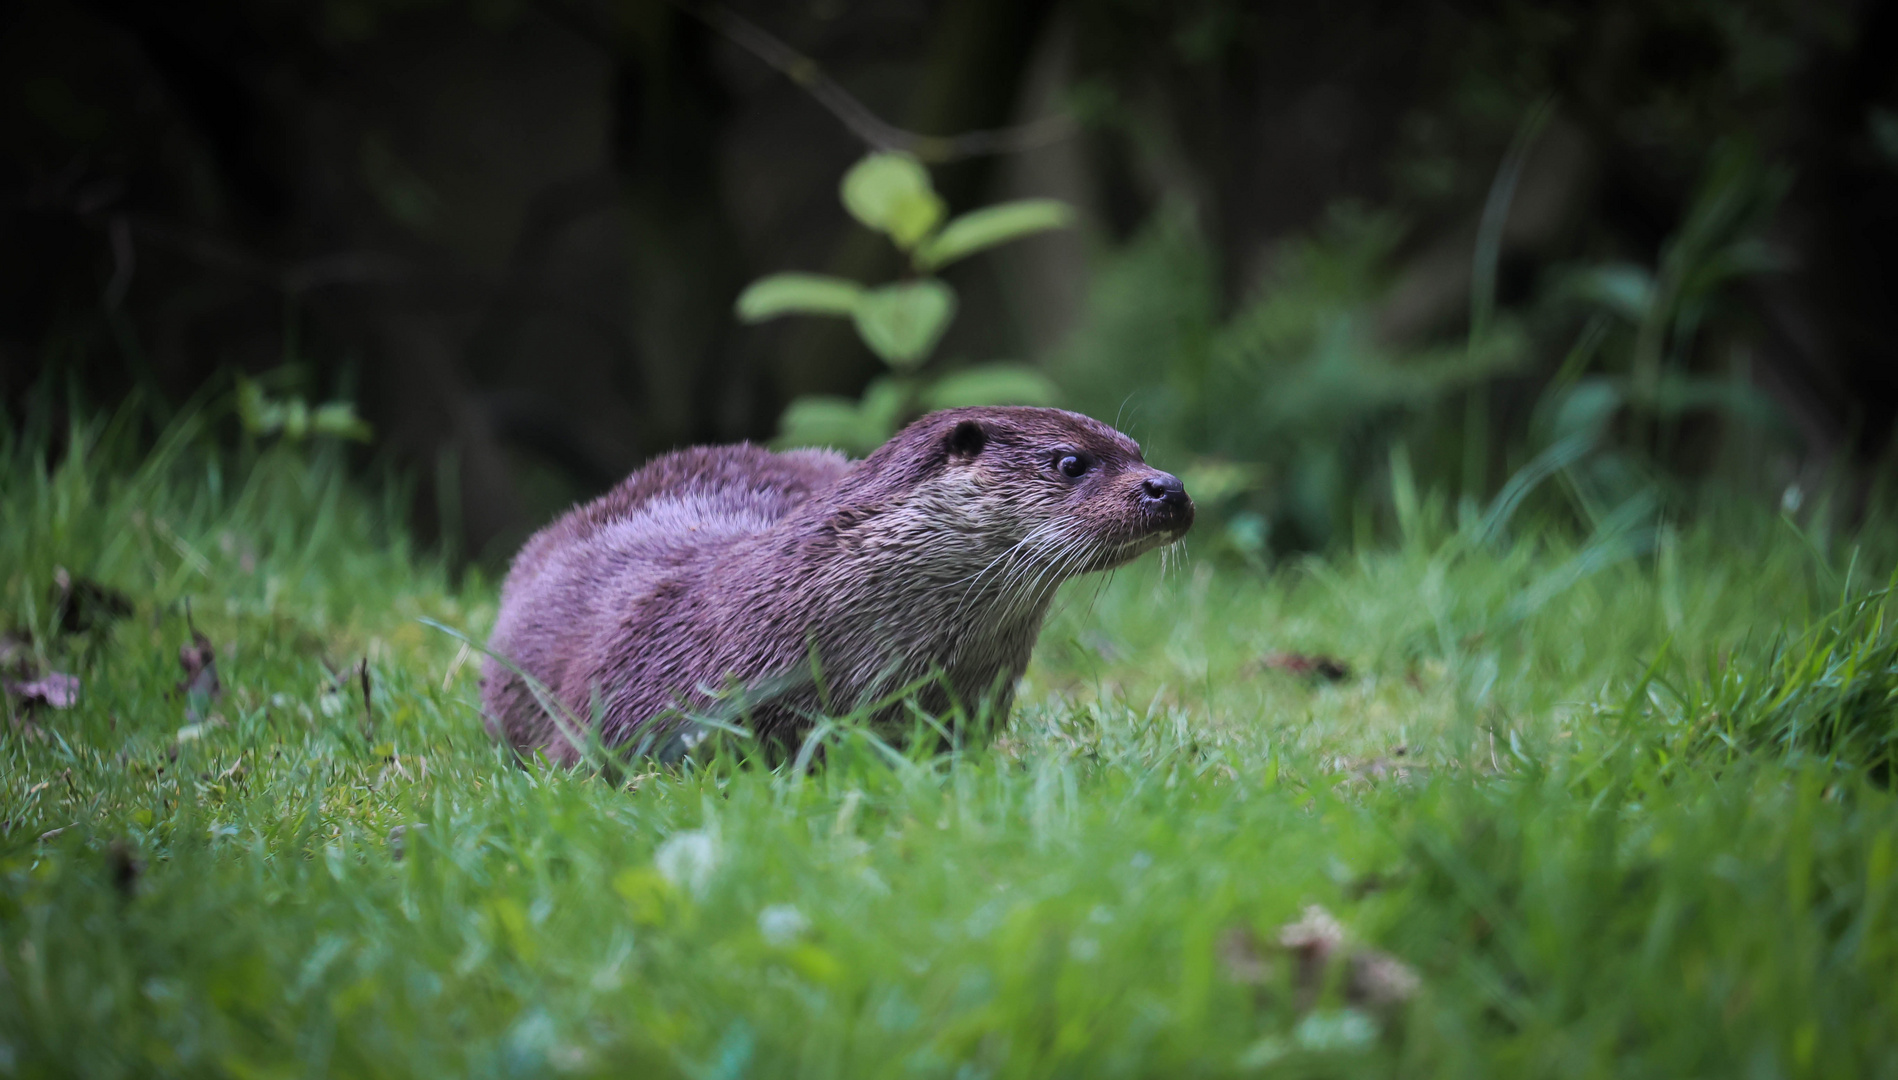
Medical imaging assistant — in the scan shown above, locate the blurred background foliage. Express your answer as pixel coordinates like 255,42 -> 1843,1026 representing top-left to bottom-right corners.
3,0 -> 1895,563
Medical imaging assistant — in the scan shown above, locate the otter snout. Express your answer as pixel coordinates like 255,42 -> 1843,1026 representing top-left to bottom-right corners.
1138,470 -> 1194,532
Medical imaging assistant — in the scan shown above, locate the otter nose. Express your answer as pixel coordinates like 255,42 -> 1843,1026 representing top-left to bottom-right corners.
1139,472 -> 1191,517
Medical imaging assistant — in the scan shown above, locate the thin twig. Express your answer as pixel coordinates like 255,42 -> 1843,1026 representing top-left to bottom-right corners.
672,0 -> 1075,163
359,658 -> 376,744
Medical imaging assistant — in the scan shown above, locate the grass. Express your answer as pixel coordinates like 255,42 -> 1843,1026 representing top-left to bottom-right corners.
3,414 -> 1897,1078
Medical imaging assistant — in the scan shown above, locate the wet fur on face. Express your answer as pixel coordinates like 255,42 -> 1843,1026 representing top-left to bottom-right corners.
480,407 -> 1193,764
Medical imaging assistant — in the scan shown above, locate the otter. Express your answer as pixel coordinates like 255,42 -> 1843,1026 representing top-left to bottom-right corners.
480,406 -> 1192,763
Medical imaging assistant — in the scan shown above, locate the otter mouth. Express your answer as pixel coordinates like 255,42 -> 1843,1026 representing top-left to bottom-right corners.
1088,526 -> 1187,571
1141,512 -> 1194,547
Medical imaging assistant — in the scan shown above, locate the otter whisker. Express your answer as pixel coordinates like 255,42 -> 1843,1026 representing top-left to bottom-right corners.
995,545 -> 1061,620
957,518 -> 1066,592
1021,529 -> 1097,612
1018,546 -> 1073,612
953,549 -> 1038,624
953,519 -> 1070,622
994,521 -> 1081,606
1045,532 -> 1123,625
956,519 -> 1067,600
1163,538 -> 1189,580
1088,566 -> 1118,618
1041,542 -> 1094,606
1078,539 -> 1116,595
993,534 -> 1064,620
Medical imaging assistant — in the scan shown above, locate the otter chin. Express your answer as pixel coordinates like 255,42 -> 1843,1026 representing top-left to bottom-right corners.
481,406 -> 1193,763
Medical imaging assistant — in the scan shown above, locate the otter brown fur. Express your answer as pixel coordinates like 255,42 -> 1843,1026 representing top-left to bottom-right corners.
481,406 -> 1192,763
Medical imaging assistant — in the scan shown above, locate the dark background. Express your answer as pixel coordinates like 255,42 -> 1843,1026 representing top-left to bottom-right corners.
5,0 -> 1894,563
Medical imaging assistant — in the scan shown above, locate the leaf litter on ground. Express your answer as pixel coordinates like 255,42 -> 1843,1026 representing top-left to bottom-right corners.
4,672 -> 80,711
174,600 -> 222,722
1256,651 -> 1354,682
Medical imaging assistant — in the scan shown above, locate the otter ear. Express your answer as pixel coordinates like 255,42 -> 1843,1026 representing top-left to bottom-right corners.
945,418 -> 987,458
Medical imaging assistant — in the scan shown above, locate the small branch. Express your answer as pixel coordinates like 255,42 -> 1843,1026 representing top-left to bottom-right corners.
672,0 -> 1075,164
359,658 -> 376,744
40,168 -> 412,294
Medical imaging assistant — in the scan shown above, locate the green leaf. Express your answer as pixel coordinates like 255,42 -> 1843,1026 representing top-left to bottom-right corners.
236,378 -> 284,436
776,379 -> 910,454
776,397 -> 860,449
735,274 -> 865,323
1567,263 -> 1655,323
921,363 -> 1058,410
1551,378 -> 1623,442
856,377 -> 911,436
915,199 -> 1074,271
778,400 -> 879,454
1176,458 -> 1266,506
312,402 -> 373,442
282,398 -> 311,441
852,280 -> 956,368
840,153 -> 945,250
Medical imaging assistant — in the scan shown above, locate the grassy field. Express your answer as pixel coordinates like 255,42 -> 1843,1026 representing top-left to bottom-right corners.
4,418 -> 1897,1078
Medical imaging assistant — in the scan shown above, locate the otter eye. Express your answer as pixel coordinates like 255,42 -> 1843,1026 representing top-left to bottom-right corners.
1057,454 -> 1090,478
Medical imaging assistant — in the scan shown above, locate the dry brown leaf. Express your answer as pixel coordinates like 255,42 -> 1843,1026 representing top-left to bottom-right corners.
176,603 -> 223,722
6,672 -> 80,710
1221,904 -> 1421,1014
1258,652 -> 1352,682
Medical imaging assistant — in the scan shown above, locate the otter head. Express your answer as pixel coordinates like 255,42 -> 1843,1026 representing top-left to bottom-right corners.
853,407 -> 1193,595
